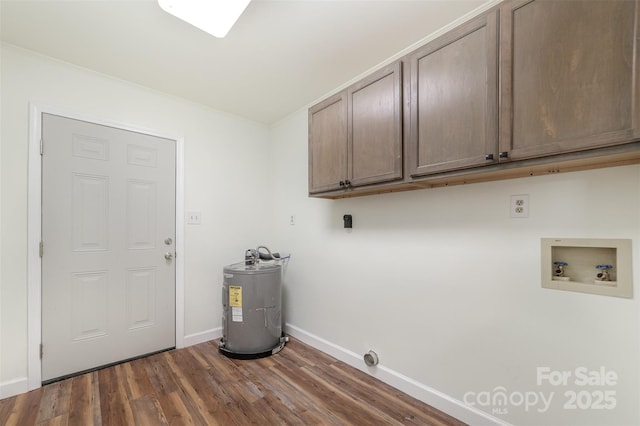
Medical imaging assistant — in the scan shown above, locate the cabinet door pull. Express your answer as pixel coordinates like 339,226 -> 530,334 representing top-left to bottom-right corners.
344,180 -> 351,186
499,151 -> 509,159
485,153 -> 494,160
339,180 -> 345,187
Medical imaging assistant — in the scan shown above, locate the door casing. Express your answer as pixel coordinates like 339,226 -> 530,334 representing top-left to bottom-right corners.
27,103 -> 185,390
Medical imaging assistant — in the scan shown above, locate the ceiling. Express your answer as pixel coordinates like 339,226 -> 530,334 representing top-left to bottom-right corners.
1,0 -> 490,124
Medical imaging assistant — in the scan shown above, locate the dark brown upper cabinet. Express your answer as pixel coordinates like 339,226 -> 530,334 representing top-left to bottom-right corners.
308,92 -> 348,194
348,62 -> 403,188
499,0 -> 640,161
308,62 -> 403,194
408,11 -> 499,177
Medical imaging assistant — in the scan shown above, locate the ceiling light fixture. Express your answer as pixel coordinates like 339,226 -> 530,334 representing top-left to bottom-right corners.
158,0 -> 252,38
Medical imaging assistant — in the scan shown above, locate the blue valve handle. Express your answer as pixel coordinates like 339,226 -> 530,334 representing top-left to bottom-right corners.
553,261 -> 568,266
596,264 -> 613,270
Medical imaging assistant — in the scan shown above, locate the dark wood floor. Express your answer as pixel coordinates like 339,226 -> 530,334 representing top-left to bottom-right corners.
0,337 -> 464,425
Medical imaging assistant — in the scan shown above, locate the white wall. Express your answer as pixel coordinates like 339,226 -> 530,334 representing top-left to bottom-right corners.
0,43 -> 271,393
269,109 -> 640,425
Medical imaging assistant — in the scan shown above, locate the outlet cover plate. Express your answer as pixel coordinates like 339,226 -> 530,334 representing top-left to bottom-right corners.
510,194 -> 529,218
187,211 -> 201,225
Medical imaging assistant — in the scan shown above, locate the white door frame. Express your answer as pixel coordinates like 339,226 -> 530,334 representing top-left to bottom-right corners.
27,103 -> 185,390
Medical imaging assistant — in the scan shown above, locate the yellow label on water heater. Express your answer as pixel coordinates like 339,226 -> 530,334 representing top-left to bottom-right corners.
229,285 -> 242,307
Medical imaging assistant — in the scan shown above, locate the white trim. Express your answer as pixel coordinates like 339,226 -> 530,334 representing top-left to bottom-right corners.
27,104 -> 43,390
183,327 -> 223,348
175,132 -> 185,349
0,377 -> 29,400
27,103 -> 185,392
284,323 -> 510,426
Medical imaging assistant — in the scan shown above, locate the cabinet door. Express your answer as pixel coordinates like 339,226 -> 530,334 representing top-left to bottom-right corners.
409,11 -> 498,177
500,0 -> 640,161
348,62 -> 403,187
308,92 -> 348,193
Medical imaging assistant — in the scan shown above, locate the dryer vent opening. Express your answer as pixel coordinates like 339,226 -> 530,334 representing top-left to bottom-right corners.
364,350 -> 379,367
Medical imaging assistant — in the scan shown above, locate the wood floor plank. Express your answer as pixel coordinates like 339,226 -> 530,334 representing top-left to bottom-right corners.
153,353 -> 210,426
278,337 -> 337,367
130,394 -> 169,426
68,372 -> 102,426
124,358 -> 157,401
0,336 -> 466,425
0,395 -> 13,425
35,386 -> 58,424
320,362 -> 456,425
326,361 -> 464,426
143,351 -> 180,396
242,357 -> 330,423
163,349 -> 223,425
98,365 -> 135,425
154,390 -> 199,426
250,369 -> 329,425
303,363 -> 401,424
34,413 -> 68,426
269,356 -> 361,424
35,378 -> 73,423
2,388 -> 42,426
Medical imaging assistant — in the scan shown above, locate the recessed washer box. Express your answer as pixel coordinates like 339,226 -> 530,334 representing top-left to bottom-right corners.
541,238 -> 633,298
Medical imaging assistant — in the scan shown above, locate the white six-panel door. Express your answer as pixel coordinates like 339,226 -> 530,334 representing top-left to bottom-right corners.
41,113 -> 176,382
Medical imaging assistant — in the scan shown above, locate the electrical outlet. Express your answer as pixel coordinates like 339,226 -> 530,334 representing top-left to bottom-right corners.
187,211 -> 201,225
289,215 -> 296,225
510,195 -> 529,218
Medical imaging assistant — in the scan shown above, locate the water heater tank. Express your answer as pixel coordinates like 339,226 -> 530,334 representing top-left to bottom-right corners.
219,261 -> 285,359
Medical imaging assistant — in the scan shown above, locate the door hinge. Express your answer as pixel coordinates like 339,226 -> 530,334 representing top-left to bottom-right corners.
39,241 -> 44,258
40,343 -> 43,360
40,138 -> 43,155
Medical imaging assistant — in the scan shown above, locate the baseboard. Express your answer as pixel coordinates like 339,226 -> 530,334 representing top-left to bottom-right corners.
0,377 -> 28,400
183,327 -> 222,347
284,323 -> 509,426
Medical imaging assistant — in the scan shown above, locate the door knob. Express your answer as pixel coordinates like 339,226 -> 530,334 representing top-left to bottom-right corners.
164,237 -> 173,245
164,252 -> 174,260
